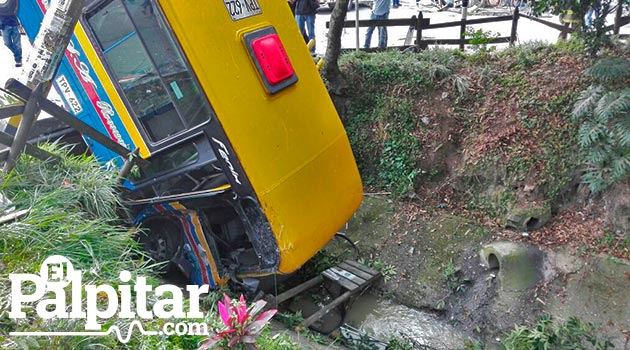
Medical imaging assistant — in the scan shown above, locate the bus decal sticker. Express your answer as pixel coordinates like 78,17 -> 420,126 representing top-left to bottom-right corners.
55,75 -> 83,115
212,137 -> 242,185
65,39 -> 127,148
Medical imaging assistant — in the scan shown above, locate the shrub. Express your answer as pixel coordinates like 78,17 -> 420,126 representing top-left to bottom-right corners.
573,57 -> 630,193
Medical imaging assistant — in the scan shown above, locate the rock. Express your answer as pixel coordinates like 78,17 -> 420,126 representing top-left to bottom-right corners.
603,180 -> 630,238
544,252 -> 630,349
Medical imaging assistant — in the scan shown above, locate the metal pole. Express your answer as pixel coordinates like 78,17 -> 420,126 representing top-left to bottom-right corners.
614,0 -> 623,35
0,0 -> 84,136
355,0 -> 360,51
3,84 -> 44,172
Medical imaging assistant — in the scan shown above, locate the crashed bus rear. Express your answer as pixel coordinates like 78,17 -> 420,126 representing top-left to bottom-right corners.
16,0 -> 363,288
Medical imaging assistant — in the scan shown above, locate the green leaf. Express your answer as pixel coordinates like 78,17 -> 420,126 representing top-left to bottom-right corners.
586,57 -> 630,83
572,85 -> 604,120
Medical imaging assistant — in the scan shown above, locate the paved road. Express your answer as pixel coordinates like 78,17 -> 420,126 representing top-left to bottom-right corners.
311,0 -> 629,55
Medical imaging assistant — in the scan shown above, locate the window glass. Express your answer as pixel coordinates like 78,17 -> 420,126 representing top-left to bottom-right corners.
86,0 -> 213,142
125,1 -> 213,129
132,142 -> 199,181
87,0 -> 135,50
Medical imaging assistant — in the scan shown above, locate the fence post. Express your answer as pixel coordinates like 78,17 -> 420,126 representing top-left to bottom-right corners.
614,2 -> 623,35
459,2 -> 468,51
416,11 -> 423,51
355,0 -> 361,51
510,6 -> 519,46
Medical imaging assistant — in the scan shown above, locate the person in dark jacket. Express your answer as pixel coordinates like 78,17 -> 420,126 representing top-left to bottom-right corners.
295,0 -> 318,54
0,0 -> 22,67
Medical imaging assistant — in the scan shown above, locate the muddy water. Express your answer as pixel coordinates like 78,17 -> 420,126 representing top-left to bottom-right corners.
344,294 -> 469,350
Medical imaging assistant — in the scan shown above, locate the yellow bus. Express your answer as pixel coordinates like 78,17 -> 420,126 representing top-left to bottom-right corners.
17,0 -> 362,288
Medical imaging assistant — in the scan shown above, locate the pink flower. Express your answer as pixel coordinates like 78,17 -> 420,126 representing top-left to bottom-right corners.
198,294 -> 277,350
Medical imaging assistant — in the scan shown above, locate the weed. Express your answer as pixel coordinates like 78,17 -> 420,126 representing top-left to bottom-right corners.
276,311 -> 305,329
595,232 -> 630,254
386,335 -> 414,350
500,40 -> 549,70
464,27 -> 499,51
346,97 -> 421,196
463,27 -> 499,62
300,250 -> 342,277
358,258 -> 397,282
501,315 -> 613,350
442,258 -> 470,292
255,328 -> 300,350
458,339 -> 485,350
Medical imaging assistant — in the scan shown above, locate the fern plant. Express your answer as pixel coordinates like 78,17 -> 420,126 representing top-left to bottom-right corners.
572,57 -> 630,193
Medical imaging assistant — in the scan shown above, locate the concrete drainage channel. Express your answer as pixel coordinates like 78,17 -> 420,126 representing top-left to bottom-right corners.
341,294 -> 469,350
282,291 -> 469,350
276,241 -> 546,350
273,240 -> 630,349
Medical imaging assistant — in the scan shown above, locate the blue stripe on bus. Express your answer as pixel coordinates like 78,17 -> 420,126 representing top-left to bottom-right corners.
18,1 -> 137,168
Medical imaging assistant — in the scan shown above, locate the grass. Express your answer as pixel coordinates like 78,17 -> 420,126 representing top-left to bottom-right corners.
0,147 -> 298,350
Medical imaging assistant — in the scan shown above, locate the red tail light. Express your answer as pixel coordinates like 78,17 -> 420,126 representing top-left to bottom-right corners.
244,27 -> 298,94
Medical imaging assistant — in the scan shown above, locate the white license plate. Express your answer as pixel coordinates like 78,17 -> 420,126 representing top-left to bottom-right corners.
223,0 -> 262,21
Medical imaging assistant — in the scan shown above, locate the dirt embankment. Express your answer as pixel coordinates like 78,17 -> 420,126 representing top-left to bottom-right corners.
333,45 -> 630,347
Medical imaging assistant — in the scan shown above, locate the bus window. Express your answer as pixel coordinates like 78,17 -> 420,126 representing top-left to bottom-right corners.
86,0 -> 213,142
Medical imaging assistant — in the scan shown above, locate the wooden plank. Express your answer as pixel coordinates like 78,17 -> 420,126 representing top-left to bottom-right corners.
0,105 -> 24,120
519,14 -> 576,33
420,36 -> 511,46
0,131 -> 57,162
330,266 -> 367,286
339,261 -> 373,280
6,79 -> 133,159
273,275 -> 324,305
323,268 -> 361,291
614,5 -> 626,34
298,289 -> 354,330
607,15 -> 630,33
326,17 -> 416,29
0,209 -> 29,225
424,15 -> 513,30
345,259 -> 379,276
324,268 -> 365,290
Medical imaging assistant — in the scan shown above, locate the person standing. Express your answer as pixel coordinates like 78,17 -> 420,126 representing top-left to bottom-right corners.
0,0 -> 22,67
295,0 -> 318,54
364,0 -> 390,49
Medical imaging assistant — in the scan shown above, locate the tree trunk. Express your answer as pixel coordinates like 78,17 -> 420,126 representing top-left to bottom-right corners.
322,0 -> 350,95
